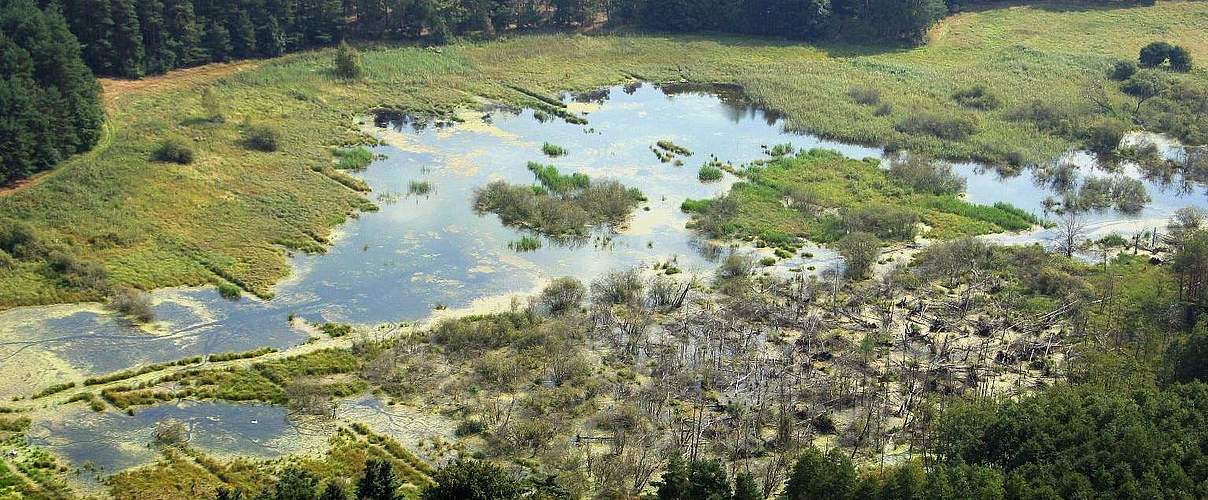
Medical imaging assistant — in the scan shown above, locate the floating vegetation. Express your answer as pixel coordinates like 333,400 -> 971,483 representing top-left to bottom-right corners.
766,143 -> 795,157
509,236 -> 542,252
474,165 -> 644,239
375,191 -> 401,204
333,146 -> 375,170
541,142 -> 567,157
698,162 -> 724,182
527,162 -> 590,193
408,180 -> 434,196
656,140 -> 692,156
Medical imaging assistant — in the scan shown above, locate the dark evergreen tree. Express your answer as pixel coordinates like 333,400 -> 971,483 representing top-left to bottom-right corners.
0,0 -> 103,182
421,459 -> 521,500
317,481 -> 348,500
686,459 -> 731,500
110,0 -> 145,76
732,472 -> 762,500
229,9 -> 258,57
203,18 -> 232,61
272,466 -> 319,500
654,453 -> 691,500
137,0 -> 175,73
357,459 -> 398,500
164,0 -> 206,65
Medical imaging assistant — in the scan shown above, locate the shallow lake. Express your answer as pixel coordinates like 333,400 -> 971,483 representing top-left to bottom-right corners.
2,83 -> 1206,457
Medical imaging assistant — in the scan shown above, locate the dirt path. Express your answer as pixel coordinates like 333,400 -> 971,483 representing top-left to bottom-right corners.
99,61 -> 259,108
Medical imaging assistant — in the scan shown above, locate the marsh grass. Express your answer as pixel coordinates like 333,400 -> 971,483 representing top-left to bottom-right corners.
4,3 -> 1206,307
334,146 -> 374,170
509,236 -> 542,251
541,142 -> 567,157
698,164 -> 724,182
408,180 -> 434,196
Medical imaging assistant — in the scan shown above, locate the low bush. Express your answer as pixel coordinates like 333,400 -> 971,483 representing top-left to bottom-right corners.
217,282 -> 241,299
244,125 -> 281,152
698,164 -> 723,182
107,287 -> 155,323
1109,60 -> 1137,81
152,138 -> 194,164
887,156 -> 966,195
334,146 -> 373,170
895,111 -> 978,141
951,84 -> 1000,110
848,86 -> 881,106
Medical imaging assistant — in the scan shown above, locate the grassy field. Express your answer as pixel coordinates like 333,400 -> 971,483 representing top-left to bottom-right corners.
1,1 -> 1205,308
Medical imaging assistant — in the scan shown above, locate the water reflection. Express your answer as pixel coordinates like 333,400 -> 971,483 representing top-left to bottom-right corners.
2,83 -> 1205,396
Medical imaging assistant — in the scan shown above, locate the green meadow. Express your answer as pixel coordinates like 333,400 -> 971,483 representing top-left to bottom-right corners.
1,1 -> 1205,307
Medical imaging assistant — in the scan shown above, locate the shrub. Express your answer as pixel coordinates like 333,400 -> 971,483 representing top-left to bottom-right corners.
334,146 -> 373,169
951,84 -> 999,110
217,282 -> 241,299
244,125 -> 281,152
698,164 -> 723,182
718,253 -> 755,280
1081,117 -> 1128,155
843,205 -> 918,241
1168,45 -> 1192,72
590,268 -> 643,306
895,111 -> 978,141
1138,41 -> 1192,72
107,287 -> 155,323
1139,41 -> 1175,68
1005,100 -> 1075,133
0,249 -> 15,270
848,86 -> 881,105
454,419 -> 486,437
887,155 -> 966,195
759,256 -> 777,266
333,41 -> 364,79
1109,60 -> 1137,81
536,276 -> 585,315
47,251 -> 109,291
200,87 -> 223,122
152,138 -> 194,164
836,232 -> 880,280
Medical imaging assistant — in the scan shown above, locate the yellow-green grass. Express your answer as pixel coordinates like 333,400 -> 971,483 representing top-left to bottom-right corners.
1,1 -> 1205,308
691,149 -> 1042,245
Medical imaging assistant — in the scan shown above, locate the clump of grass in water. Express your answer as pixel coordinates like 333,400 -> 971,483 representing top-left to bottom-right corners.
408,180 -> 434,196
527,162 -> 589,193
333,146 -> 374,170
656,140 -> 692,156
541,142 -> 567,157
698,164 -> 723,182
509,236 -> 542,252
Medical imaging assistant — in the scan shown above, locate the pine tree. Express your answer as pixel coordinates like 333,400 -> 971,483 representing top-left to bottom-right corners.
110,0 -> 145,77
72,0 -> 117,74
357,459 -> 398,500
318,481 -> 348,500
203,19 -> 232,61
273,466 -> 318,500
1,0 -> 103,182
164,0 -> 206,66
229,10 -> 257,58
655,453 -> 691,500
733,472 -> 762,500
137,0 -> 175,73
687,460 -> 732,500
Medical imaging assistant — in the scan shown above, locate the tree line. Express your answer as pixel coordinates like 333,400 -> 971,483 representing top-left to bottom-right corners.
53,0 -> 1160,79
